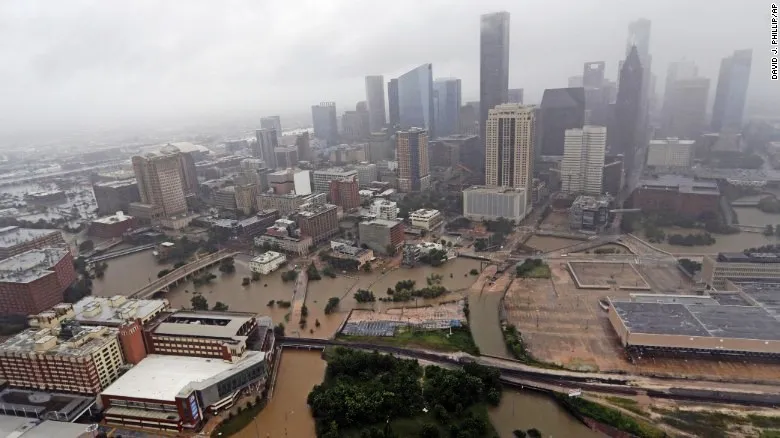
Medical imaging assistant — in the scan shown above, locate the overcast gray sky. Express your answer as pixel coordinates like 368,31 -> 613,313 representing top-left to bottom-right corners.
0,0 -> 774,138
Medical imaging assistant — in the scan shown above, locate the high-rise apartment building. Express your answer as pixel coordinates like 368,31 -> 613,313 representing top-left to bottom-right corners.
433,78 -> 461,138
480,11 -> 510,144
388,79 -> 400,128
485,104 -> 535,196
132,152 -> 188,218
561,126 -> 607,195
507,88 -> 524,104
397,64 -> 435,136
614,46 -> 644,181
583,62 -> 606,89
711,49 -> 753,132
537,88 -> 586,156
397,128 -> 430,192
260,116 -> 282,137
365,75 -> 387,132
255,128 -> 279,170
661,77 -> 710,139
312,102 -> 339,145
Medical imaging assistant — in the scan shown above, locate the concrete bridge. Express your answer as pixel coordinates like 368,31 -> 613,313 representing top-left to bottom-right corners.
87,243 -> 155,263
129,250 -> 237,299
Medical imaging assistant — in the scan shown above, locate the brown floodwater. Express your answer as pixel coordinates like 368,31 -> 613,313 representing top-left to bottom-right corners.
489,390 -> 602,438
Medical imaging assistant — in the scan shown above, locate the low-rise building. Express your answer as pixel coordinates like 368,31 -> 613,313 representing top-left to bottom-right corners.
274,146 -> 299,169
257,192 -> 321,216
88,212 -> 138,238
462,186 -> 528,221
0,227 -> 64,261
329,178 -> 360,210
646,138 -> 694,168
370,199 -> 398,220
569,195 -> 612,231
630,174 -> 720,220
702,252 -> 780,289
329,241 -> 373,267
409,209 -> 443,231
0,323 -> 124,394
355,162 -> 378,187
249,251 -> 287,275
312,168 -> 358,194
268,168 -> 312,195
0,248 -> 75,316
254,234 -> 313,256
359,219 -> 404,255
93,179 -> 141,216
214,186 -> 238,211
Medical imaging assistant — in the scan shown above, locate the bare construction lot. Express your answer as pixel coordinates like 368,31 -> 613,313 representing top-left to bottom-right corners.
568,261 -> 650,290
503,259 -> 780,382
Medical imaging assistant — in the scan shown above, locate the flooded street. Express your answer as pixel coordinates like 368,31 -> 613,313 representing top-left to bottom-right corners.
489,390 -> 602,438
734,206 -> 780,228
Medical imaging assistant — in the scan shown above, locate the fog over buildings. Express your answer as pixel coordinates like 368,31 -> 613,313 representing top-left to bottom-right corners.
0,0 -> 773,144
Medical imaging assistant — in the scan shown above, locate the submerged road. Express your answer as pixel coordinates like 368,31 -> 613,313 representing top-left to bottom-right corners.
278,337 -> 780,408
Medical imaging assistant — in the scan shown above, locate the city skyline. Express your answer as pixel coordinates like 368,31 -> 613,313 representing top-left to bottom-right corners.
0,0 -> 773,142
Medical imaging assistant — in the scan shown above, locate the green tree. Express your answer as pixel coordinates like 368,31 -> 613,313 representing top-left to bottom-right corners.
526,428 -> 542,438
764,224 -> 774,236
212,301 -> 229,311
301,304 -> 309,317
324,297 -> 340,314
251,271 -> 261,281
273,323 -> 285,337
307,263 -> 322,280
157,269 -> 171,278
218,257 -> 235,273
419,423 -> 439,438
78,240 -> 94,253
242,277 -> 250,286
191,295 -> 208,310
354,289 -> 376,303
512,431 -> 527,438
362,263 -> 372,272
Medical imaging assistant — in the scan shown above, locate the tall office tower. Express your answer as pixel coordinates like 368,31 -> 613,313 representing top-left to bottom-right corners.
614,46 -> 644,181
132,153 -> 187,218
561,126 -> 607,195
178,151 -> 198,196
626,19 -> 651,62
711,49 -> 753,132
397,64 -> 435,136
342,102 -> 371,142
459,102 -> 479,136
480,11 -> 510,144
537,88 -> 586,156
260,116 -> 282,137
485,104 -> 535,196
255,128 -> 279,169
433,78 -> 462,137
397,128 -> 430,192
295,132 -> 312,162
583,62 -> 606,89
365,75 -> 387,132
387,78 -> 400,128
568,76 -> 584,88
507,88 -> 524,104
311,102 -> 339,145
661,77 -> 710,139
625,19 -> 652,142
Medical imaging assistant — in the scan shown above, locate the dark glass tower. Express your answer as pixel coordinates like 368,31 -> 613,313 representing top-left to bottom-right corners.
387,78 -> 400,128
537,88 -> 586,156
711,49 -> 752,132
479,11 -> 510,144
614,46 -> 644,182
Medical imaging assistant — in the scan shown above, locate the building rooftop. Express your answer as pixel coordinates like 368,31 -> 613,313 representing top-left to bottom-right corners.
251,251 -> 285,264
100,352 -> 265,402
91,212 -> 134,225
464,186 -> 527,194
0,248 -> 70,283
650,138 -> 696,146
313,167 -> 358,176
571,195 -> 612,210
637,174 -> 720,195
361,218 -> 402,228
93,179 -> 137,189
0,325 -> 118,357
0,227 -> 61,250
410,209 -> 441,218
717,252 -> 780,263
152,310 -> 256,339
298,203 -> 337,217
70,296 -> 167,326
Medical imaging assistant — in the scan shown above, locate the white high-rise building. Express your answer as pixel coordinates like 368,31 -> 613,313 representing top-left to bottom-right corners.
485,104 -> 535,203
561,126 -> 607,195
370,199 -> 398,221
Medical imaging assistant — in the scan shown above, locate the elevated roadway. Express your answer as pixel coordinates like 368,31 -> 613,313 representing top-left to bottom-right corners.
86,244 -> 155,262
129,250 -> 236,299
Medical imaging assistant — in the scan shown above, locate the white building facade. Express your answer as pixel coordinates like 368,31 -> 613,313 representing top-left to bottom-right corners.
646,138 -> 694,168
249,251 -> 287,275
463,186 -> 528,221
561,125 -> 607,195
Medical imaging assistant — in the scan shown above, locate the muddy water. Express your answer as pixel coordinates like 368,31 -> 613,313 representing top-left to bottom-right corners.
734,206 -> 780,228
489,390 -> 602,438
92,249 -> 172,297
642,227 -> 777,254
235,350 -> 325,438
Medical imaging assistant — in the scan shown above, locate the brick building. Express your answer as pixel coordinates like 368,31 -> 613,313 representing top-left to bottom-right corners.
630,174 -> 720,219
0,227 -> 64,261
88,212 -> 139,239
296,203 -> 339,245
329,179 -> 360,210
359,219 -> 404,255
0,248 -> 75,315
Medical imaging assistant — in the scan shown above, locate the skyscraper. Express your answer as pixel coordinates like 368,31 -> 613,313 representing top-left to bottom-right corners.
480,11 -> 510,144
260,116 -> 282,137
132,153 -> 187,218
388,79 -> 400,128
365,75 -> 387,132
255,128 -> 279,169
661,77 -> 710,139
342,102 -> 370,142
311,102 -> 339,145
568,76 -> 584,88
398,64 -> 434,136
561,126 -> 607,195
397,128 -> 430,192
583,62 -> 606,89
507,88 -> 524,104
433,78 -> 462,138
485,104 -> 534,196
537,88 -> 586,156
614,46 -> 644,181
295,132 -> 312,162
626,19 -> 651,62
711,49 -> 753,132
625,19 -> 652,146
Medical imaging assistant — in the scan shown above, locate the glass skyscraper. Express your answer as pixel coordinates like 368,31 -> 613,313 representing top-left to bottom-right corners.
433,78 -> 462,138
480,11 -> 510,144
398,63 -> 434,137
711,49 -> 752,132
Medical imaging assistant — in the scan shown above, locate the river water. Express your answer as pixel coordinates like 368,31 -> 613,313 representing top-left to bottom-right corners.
96,251 -> 602,437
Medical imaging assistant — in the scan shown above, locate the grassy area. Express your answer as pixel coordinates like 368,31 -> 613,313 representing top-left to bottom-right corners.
526,264 -> 551,278
340,403 -> 498,438
211,398 -> 266,437
559,395 -> 666,438
655,409 -> 780,438
604,396 -> 645,416
761,430 -> 780,438
501,325 -> 561,370
338,326 -> 480,355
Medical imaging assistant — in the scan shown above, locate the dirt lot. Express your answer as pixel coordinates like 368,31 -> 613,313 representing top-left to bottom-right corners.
538,210 -> 570,230
503,259 -> 780,382
568,261 -> 650,289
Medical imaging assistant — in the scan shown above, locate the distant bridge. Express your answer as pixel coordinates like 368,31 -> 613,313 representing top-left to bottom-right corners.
87,244 -> 155,263
129,250 -> 237,299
